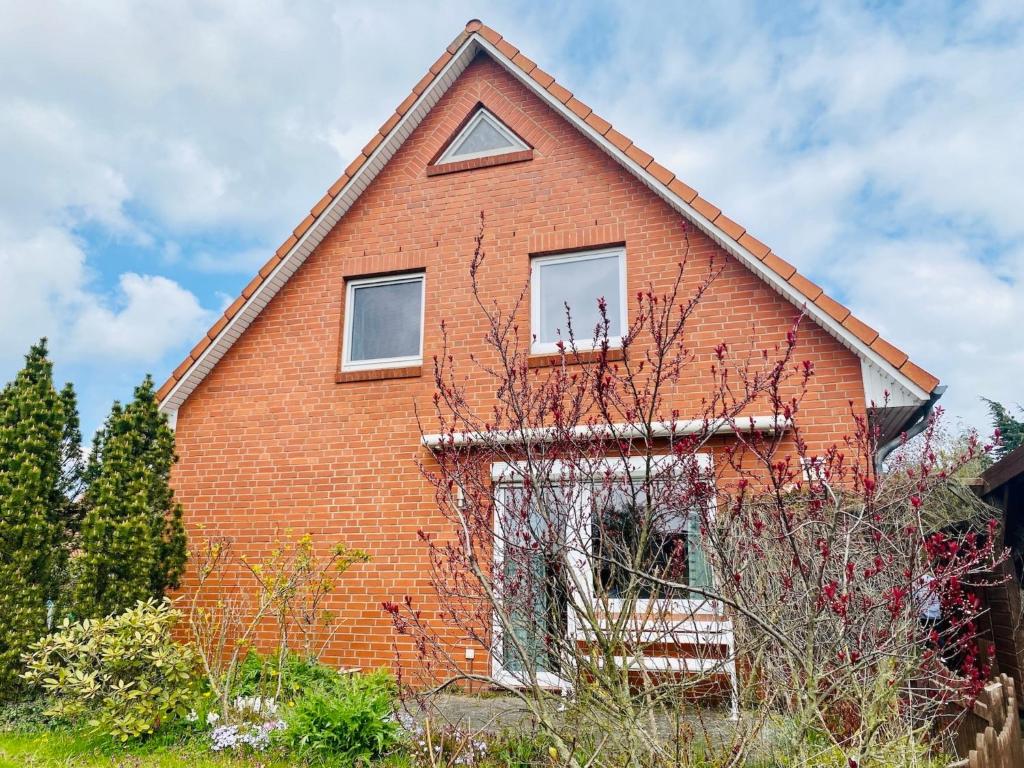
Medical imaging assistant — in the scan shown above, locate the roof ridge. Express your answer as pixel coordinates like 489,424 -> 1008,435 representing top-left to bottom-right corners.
157,19 -> 938,405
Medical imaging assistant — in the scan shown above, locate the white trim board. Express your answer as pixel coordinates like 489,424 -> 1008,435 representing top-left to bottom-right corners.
422,416 -> 790,450
159,32 -> 930,419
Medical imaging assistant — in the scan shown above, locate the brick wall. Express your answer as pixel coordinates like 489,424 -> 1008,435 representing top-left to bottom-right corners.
171,54 -> 867,673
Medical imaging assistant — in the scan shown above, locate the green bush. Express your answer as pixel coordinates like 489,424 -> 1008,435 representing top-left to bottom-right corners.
0,340 -> 69,697
772,730 -> 950,768
0,694 -> 69,733
283,668 -> 399,764
21,598 -> 198,741
234,650 -> 348,702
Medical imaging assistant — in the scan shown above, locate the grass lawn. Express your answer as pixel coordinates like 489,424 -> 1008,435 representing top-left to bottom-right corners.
0,728 -> 299,767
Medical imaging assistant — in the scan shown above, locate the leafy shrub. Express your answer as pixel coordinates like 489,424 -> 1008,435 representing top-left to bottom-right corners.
0,694 -> 68,733
487,729 -> 555,767
233,649 -> 347,701
21,598 -> 198,741
395,714 -> 555,768
773,729 -> 949,768
284,668 -> 399,764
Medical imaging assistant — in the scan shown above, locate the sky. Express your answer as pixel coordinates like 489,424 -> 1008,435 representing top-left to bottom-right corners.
1,0 -> 1021,439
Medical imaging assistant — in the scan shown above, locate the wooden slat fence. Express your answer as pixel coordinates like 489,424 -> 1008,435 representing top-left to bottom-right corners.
950,674 -> 1023,768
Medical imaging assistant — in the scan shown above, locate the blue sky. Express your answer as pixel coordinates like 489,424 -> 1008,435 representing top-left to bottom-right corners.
1,0 -> 1021,438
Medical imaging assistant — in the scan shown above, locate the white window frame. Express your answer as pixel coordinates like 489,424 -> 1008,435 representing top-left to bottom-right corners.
436,107 -> 529,164
530,247 -> 628,355
489,454 -> 716,689
580,454 -> 716,619
341,272 -> 425,372
490,481 -> 582,691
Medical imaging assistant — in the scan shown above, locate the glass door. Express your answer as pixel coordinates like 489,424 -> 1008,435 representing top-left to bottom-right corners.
493,485 -> 572,687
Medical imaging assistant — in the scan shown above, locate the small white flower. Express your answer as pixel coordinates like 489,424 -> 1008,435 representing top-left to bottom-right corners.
186,709 -> 198,723
206,711 -> 220,725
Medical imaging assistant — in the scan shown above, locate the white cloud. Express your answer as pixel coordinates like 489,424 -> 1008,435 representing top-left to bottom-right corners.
67,273 -> 213,364
0,227 -> 86,361
191,247 -> 267,275
0,229 -> 212,373
833,239 -> 1024,428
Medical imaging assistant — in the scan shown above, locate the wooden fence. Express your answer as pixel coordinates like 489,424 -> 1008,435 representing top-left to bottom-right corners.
950,674 -> 1023,768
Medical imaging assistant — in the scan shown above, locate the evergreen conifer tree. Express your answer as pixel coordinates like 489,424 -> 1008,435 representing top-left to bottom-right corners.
983,397 -> 1024,460
0,340 -> 66,694
57,383 -> 85,534
71,377 -> 186,618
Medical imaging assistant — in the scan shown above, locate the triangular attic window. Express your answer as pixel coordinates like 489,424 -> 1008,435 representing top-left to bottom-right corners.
436,108 -> 529,164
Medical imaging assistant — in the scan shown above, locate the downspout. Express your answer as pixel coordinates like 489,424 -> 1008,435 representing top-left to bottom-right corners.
875,385 -> 947,467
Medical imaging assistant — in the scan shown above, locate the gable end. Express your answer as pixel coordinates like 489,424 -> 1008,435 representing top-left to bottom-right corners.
157,20 -> 940,427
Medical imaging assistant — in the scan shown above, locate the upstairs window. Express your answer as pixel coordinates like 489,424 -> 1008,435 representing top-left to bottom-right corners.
530,247 -> 627,354
436,107 -> 529,164
342,272 -> 424,371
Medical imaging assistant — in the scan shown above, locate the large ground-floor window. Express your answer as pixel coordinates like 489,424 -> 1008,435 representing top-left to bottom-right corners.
489,455 -> 715,687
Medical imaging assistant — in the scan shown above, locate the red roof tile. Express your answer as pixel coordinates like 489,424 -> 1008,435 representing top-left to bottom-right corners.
206,315 -> 229,339
429,51 -> 453,75
566,97 -> 592,121
647,161 -> 675,186
528,66 -> 555,89
668,178 -> 698,204
844,316 -> 879,346
292,214 -> 315,239
548,81 -> 573,104
242,275 -> 263,299
738,232 -> 770,259
495,38 -> 519,61
690,196 -> 721,222
173,357 -> 194,380
788,273 -> 823,302
276,235 -> 298,258
224,295 -> 246,320
258,254 -> 282,279
511,52 -> 537,74
327,174 -> 350,197
584,111 -> 612,135
763,252 -> 796,281
815,294 -> 852,324
477,25 -> 502,46
190,336 -> 211,360
871,337 -> 909,369
604,128 -> 632,153
310,193 -> 333,218
715,214 -> 745,241
361,133 -> 385,157
156,379 -> 175,402
900,361 -> 940,393
625,144 -> 654,168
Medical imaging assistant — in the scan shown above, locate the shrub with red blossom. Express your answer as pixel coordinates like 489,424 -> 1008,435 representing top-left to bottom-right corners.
385,216 -> 1002,768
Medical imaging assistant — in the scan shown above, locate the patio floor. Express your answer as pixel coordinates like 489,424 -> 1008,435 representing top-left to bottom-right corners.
405,692 -> 782,754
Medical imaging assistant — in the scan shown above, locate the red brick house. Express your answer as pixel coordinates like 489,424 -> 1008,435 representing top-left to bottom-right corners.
157,21 -> 941,684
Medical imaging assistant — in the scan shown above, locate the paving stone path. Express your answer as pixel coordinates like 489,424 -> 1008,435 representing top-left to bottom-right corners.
404,692 -> 782,755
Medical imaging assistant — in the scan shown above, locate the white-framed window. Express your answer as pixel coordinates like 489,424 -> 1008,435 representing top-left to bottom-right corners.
436,107 -> 529,164
488,455 -> 715,688
341,272 -> 425,372
530,247 -> 627,354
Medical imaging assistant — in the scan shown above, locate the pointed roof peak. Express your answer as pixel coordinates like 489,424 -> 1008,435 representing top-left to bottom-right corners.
157,21 -> 939,417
